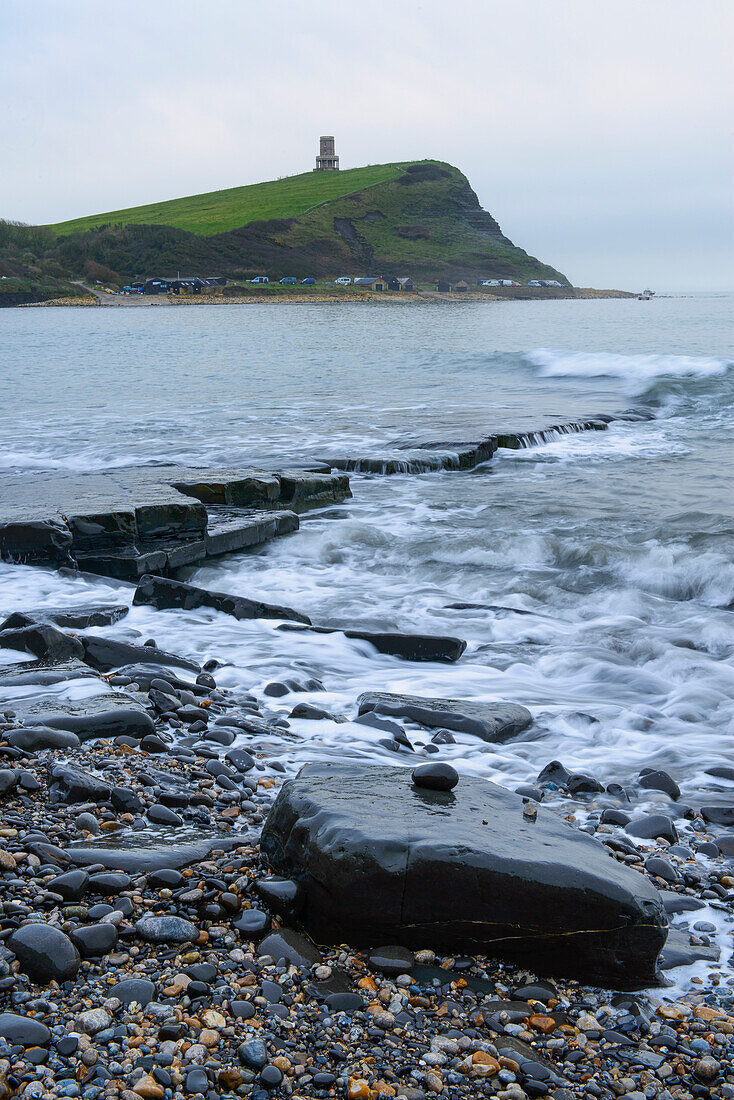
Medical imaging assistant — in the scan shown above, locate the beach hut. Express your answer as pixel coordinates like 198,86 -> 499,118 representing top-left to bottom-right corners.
436,280 -> 452,293
354,277 -> 386,291
142,278 -> 170,295
397,277 -> 416,292
454,280 -> 470,293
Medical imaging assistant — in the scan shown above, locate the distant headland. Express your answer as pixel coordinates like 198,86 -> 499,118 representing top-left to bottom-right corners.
1,139 -> 635,305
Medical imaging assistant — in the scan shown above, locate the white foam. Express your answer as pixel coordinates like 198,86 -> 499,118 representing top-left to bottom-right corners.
526,348 -> 732,396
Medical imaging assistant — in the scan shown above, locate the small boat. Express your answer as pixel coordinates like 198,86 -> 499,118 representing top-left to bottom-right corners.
637,288 -> 655,300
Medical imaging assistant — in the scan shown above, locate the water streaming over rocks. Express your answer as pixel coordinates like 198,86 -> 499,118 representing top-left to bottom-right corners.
0,296 -> 733,1094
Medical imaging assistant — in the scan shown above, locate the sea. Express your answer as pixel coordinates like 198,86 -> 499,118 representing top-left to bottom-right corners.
1,293 -> 733,992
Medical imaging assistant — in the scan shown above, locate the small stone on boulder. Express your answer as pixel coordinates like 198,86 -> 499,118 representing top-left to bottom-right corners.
412,762 -> 458,791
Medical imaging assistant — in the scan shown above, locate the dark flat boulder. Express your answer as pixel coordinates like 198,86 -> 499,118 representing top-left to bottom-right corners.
6,726 -> 81,752
258,928 -> 322,967
11,690 -> 154,741
48,762 -> 112,804
80,635 -> 200,673
109,978 -> 156,1006
0,623 -> 84,662
699,805 -> 734,826
133,574 -> 310,625
0,657 -> 97,688
261,764 -> 667,988
0,1012 -> 51,1047
659,929 -> 720,971
281,625 -> 466,663
0,605 -> 128,631
358,692 -> 532,741
625,814 -> 678,845
66,827 -> 242,874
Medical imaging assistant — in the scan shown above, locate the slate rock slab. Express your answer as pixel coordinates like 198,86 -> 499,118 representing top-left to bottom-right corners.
358,692 -> 532,742
258,928 -> 322,967
6,726 -> 81,752
261,763 -> 667,987
0,623 -> 84,662
0,657 -> 98,688
0,604 -> 128,631
66,828 -> 242,874
12,689 -> 154,741
133,574 -> 311,625
80,634 -> 200,674
48,762 -> 112,804
281,625 -> 466,663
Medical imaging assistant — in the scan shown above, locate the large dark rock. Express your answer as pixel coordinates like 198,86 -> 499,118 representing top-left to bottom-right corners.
0,623 -> 84,662
133,574 -> 311,625
6,726 -> 81,752
261,764 -> 667,987
0,657 -> 97,688
281,625 -> 466,663
358,692 -> 532,742
80,635 -> 200,673
0,517 -> 74,567
109,978 -> 156,1006
48,870 -> 89,902
0,1011 -> 51,1047
12,689 -> 154,741
699,805 -> 734,826
258,928 -> 322,967
0,605 -> 128,631
626,814 -> 678,845
66,828 -> 242,873
8,924 -> 81,984
48,762 -> 112,804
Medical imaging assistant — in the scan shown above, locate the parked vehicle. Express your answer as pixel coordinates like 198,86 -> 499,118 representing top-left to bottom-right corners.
502,280 -> 521,287
481,279 -> 501,286
250,276 -> 269,285
527,280 -> 542,287
279,277 -> 297,284
334,276 -> 351,285
300,277 -> 315,285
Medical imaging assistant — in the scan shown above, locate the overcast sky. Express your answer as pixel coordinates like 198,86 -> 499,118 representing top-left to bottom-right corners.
2,0 -> 732,290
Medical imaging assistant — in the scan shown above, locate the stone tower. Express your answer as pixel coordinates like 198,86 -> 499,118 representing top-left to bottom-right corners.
316,136 -> 339,171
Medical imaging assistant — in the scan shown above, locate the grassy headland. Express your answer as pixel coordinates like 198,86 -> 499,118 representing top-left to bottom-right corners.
50,164 -> 406,237
3,160 -> 577,300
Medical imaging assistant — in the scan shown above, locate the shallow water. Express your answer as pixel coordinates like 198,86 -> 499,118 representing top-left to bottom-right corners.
2,294 -> 734,993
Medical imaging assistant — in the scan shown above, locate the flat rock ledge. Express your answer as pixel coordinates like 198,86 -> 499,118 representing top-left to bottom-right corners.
358,691 -> 532,741
0,464 -> 350,580
261,763 -> 668,987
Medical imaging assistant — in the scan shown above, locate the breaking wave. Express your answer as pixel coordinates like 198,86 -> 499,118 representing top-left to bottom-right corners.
525,348 -> 733,400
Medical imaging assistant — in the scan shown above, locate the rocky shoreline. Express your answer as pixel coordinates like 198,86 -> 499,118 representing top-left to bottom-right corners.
0,570 -> 733,1100
19,288 -> 636,309
0,409 -> 732,1099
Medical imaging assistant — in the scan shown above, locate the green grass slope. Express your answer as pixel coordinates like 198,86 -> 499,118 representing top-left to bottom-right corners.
51,164 -> 404,237
19,161 -> 568,287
